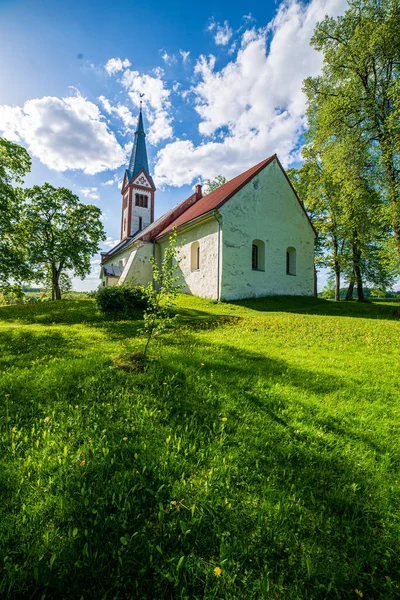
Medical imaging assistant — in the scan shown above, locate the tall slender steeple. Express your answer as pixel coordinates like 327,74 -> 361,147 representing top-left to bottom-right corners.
128,109 -> 150,180
120,107 -> 156,240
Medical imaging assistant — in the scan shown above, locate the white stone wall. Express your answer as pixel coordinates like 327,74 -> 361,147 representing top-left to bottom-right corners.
158,216 -> 220,299
105,276 -> 120,287
122,243 -> 154,286
102,242 -> 154,287
219,159 -> 315,300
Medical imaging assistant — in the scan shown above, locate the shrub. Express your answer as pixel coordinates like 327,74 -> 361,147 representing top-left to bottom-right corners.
96,284 -> 149,314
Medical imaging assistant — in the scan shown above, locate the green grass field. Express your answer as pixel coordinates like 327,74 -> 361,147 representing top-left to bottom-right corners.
1,295 -> 400,599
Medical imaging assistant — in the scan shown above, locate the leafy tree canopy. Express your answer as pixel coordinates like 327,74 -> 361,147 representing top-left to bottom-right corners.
304,0 -> 400,250
23,184 -> 106,300
0,137 -> 31,287
203,175 -> 227,195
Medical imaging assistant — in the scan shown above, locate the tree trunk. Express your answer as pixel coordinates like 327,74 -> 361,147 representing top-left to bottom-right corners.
52,264 -> 62,301
314,265 -> 318,298
351,236 -> 364,302
345,274 -> 355,301
335,267 -> 341,302
332,236 -> 340,301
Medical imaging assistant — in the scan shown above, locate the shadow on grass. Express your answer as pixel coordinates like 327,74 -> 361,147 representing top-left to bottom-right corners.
2,328 -> 398,599
230,295 -> 400,320
0,328 -> 79,371
0,299 -> 145,326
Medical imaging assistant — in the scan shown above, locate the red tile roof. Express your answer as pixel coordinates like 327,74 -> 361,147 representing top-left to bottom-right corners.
155,154 -> 277,239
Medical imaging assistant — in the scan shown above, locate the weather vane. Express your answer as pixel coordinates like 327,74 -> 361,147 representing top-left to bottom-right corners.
139,93 -> 145,109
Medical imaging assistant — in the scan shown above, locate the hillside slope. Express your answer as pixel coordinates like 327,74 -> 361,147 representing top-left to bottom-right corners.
1,296 -> 399,599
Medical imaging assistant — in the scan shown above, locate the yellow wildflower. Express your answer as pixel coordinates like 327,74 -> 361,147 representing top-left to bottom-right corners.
214,566 -> 222,577
80,460 -> 85,467
222,417 -> 227,422
123,437 -> 128,441
355,591 -> 363,598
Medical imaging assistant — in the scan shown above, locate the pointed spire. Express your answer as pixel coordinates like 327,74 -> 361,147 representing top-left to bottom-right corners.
128,107 -> 150,180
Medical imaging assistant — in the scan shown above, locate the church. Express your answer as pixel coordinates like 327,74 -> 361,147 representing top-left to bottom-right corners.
100,109 -> 316,301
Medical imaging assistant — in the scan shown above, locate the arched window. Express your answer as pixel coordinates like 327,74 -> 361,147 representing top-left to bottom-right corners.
252,239 -> 265,271
286,247 -> 296,275
135,194 -> 148,208
191,241 -> 200,271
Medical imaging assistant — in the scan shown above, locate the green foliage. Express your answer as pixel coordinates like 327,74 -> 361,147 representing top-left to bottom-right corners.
141,228 -> 182,357
0,285 -> 25,306
96,284 -> 149,314
0,295 -> 400,598
203,174 -> 227,195
0,137 -> 31,288
304,0 -> 400,251
22,184 -> 106,300
287,157 -> 347,300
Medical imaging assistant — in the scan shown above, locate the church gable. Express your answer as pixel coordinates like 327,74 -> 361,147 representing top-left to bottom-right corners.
132,170 -> 153,189
219,158 -> 316,300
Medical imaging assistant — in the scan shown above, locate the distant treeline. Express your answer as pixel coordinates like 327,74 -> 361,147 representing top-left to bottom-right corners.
320,287 -> 400,300
22,286 -> 43,293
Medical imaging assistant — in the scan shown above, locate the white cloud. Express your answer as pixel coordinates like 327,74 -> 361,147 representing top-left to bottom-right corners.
179,49 -> 190,64
161,51 -> 177,65
214,21 -> 233,46
207,19 -> 216,32
98,95 -> 136,130
121,69 -> 173,144
0,92 -> 125,174
153,66 -> 165,78
105,57 -> 131,75
80,187 -> 100,200
102,174 -> 120,186
104,237 -> 120,248
154,0 -> 348,187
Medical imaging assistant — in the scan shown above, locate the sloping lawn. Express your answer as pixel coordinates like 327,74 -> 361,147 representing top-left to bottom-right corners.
1,296 -> 399,599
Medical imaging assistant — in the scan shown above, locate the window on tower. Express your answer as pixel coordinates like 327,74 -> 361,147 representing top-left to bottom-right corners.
135,193 -> 148,208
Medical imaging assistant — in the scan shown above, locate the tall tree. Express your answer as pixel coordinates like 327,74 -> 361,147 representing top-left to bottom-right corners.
304,0 -> 400,252
0,138 -> 31,287
23,184 -> 106,300
288,156 -> 346,301
322,130 -> 394,301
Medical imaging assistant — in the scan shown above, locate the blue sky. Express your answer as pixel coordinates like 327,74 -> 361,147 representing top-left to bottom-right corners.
0,0 -> 348,290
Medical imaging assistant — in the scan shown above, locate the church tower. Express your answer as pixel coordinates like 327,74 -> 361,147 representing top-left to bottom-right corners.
120,108 -> 155,240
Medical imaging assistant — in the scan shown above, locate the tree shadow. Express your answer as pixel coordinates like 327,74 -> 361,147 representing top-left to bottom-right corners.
0,299 -> 146,326
0,328 -> 78,371
230,295 -> 400,320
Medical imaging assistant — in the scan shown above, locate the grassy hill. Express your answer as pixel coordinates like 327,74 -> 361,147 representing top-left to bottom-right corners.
1,296 -> 399,599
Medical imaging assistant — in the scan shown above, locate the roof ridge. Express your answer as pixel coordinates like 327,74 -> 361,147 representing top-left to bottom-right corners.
205,155 -> 276,205
154,154 -> 277,239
